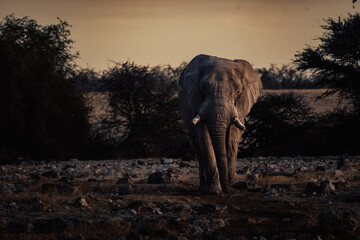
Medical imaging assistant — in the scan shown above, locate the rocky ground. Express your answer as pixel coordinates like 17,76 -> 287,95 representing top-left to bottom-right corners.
1,156 -> 360,240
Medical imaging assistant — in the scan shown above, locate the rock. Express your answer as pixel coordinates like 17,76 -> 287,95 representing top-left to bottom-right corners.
304,182 -> 321,196
42,178 -> 78,195
41,169 -> 60,179
233,181 -> 248,190
29,172 -> 42,181
9,202 -> 17,209
320,180 -> 336,194
30,195 -> 46,211
74,197 -> 88,207
179,161 -> 191,168
150,207 -> 163,215
315,165 -> 326,171
147,172 -> 166,184
209,218 -> 227,230
237,166 -> 250,175
147,168 -> 182,184
334,169 -> 343,177
161,158 -> 174,164
137,160 -> 146,165
117,175 -> 132,184
246,172 -> 260,181
118,184 -> 132,195
336,157 -> 347,170
267,188 -> 279,198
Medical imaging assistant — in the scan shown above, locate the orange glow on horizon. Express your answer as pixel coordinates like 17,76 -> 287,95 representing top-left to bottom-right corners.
0,0 -> 357,70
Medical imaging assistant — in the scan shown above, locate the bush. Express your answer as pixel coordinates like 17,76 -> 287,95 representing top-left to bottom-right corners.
239,92 -> 313,156
0,15 -> 91,161
240,92 -> 360,157
100,61 -> 189,158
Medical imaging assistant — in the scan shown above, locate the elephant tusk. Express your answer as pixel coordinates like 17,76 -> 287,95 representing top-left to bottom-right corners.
192,114 -> 201,125
234,117 -> 246,130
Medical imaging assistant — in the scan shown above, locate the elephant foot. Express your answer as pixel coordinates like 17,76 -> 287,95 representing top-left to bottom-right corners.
207,183 -> 222,194
199,181 -> 222,194
229,175 -> 236,185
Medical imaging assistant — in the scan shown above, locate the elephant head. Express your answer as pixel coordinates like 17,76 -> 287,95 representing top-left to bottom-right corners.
178,54 -> 262,193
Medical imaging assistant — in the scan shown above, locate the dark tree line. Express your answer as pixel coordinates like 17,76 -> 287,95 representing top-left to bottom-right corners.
257,64 -> 324,89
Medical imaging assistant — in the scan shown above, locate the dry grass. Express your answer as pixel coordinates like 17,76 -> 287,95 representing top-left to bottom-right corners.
87,89 -> 349,123
262,89 -> 349,113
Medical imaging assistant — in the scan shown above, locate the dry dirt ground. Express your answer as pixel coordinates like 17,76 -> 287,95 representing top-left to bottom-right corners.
1,156 -> 360,240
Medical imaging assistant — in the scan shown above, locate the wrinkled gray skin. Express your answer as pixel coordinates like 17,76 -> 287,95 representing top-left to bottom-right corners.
178,54 -> 262,193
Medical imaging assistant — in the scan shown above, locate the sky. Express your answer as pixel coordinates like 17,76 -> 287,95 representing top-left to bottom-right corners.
0,0 -> 357,70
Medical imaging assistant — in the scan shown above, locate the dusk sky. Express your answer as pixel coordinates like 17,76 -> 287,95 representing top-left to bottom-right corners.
0,0 -> 357,70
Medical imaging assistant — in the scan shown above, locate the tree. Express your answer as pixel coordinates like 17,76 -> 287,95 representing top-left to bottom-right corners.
239,92 -> 313,156
0,15 -> 91,161
257,64 -> 322,89
100,61 -> 188,158
294,13 -> 360,111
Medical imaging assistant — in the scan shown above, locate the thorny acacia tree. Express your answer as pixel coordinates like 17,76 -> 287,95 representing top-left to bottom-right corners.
294,13 -> 360,111
100,62 -> 188,158
0,15 -> 91,160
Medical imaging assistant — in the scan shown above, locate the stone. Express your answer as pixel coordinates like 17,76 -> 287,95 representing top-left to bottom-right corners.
320,180 -> 336,194
233,181 -> 248,190
42,178 -> 78,195
30,195 -> 46,211
304,182 -> 321,196
161,158 -> 174,164
209,218 -> 227,230
237,166 -> 250,175
41,169 -> 60,179
246,172 -> 260,181
117,175 -> 132,184
315,165 -> 326,171
118,184 -> 132,195
179,161 -> 191,168
74,197 -> 88,207
334,169 -> 343,177
147,172 -> 166,184
29,172 -> 42,181
147,168 -> 182,184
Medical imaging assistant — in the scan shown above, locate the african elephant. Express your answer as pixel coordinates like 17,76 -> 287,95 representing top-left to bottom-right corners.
178,54 -> 262,193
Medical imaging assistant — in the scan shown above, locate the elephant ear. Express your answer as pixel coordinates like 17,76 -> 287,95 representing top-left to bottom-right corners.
234,60 -> 263,119
179,55 -> 209,113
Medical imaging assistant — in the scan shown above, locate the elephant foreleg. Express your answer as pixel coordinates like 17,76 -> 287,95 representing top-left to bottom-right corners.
195,123 -> 221,193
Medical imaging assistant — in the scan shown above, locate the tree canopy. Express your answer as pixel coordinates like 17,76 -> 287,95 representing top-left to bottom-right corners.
0,15 -> 91,160
294,13 -> 360,111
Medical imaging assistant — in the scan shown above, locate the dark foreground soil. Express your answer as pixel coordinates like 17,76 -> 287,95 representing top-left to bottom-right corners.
1,156 -> 360,240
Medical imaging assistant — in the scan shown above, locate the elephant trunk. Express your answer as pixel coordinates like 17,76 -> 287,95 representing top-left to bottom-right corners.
207,104 -> 230,193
